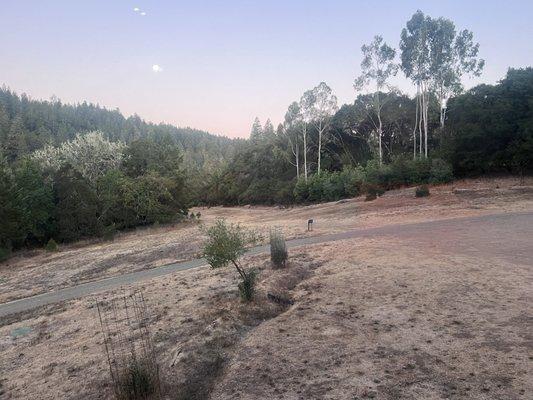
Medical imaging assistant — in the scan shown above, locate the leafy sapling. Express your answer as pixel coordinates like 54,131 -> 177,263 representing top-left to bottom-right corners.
202,219 -> 260,301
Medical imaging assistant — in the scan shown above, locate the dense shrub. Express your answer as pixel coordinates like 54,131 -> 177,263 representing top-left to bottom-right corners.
45,238 -> 59,252
429,158 -> 453,184
270,229 -> 288,268
415,185 -> 430,197
101,224 -> 116,242
0,246 -> 11,262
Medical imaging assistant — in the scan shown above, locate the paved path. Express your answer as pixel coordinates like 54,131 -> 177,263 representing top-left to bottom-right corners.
1,211 -> 531,318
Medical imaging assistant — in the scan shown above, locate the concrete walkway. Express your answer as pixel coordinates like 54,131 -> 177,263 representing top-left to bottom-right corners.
1,211 -> 531,318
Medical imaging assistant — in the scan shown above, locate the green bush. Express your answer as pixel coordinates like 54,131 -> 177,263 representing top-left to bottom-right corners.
45,238 -> 59,252
405,158 -> 431,184
0,246 -> 11,262
415,185 -> 430,197
270,229 -> 288,268
101,224 -> 116,242
202,219 -> 260,302
365,160 -> 392,189
238,269 -> 257,302
430,158 -> 453,184
340,166 -> 365,197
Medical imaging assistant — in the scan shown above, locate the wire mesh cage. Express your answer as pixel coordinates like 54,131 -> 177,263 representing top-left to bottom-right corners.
96,290 -> 162,400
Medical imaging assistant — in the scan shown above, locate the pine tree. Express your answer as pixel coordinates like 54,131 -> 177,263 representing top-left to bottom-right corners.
250,117 -> 263,141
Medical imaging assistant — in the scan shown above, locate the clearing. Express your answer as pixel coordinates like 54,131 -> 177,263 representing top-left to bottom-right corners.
0,176 -> 532,399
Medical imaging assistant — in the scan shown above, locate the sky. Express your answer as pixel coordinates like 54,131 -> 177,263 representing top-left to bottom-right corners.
1,1 -> 532,138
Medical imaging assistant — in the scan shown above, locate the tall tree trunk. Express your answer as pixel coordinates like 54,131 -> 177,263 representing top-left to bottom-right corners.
413,84 -> 419,160
424,89 -> 428,158
421,81 -> 428,158
375,91 -> 383,165
439,81 -> 446,128
317,123 -> 322,174
302,124 -> 308,182
295,143 -> 299,179
418,87 -> 423,157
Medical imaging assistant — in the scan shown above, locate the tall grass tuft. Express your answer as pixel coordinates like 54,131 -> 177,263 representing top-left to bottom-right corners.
270,229 -> 288,269
238,269 -> 257,301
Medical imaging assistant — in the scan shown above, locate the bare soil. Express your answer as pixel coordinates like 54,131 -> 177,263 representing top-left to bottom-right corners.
0,176 -> 532,399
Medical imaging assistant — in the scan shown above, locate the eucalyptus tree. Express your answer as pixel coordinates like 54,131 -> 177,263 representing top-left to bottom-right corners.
429,20 -> 484,127
301,82 -> 338,174
283,101 -> 302,179
401,10 -> 484,158
354,35 -> 398,164
400,10 -> 432,158
299,91 -> 313,181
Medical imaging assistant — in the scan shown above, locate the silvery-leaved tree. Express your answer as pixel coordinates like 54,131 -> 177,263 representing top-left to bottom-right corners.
400,10 -> 433,159
283,101 -> 302,179
300,82 -> 338,175
299,91 -> 313,181
401,10 -> 484,158
32,131 -> 125,184
354,35 -> 398,165
429,20 -> 484,128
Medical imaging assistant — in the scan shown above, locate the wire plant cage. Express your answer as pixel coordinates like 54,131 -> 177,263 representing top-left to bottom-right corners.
96,290 -> 162,400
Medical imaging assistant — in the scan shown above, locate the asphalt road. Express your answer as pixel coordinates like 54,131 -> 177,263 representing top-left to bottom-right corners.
1,211 -> 531,318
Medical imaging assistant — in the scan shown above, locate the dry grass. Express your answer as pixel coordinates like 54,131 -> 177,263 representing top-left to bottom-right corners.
1,176 -> 531,304
0,176 -> 532,399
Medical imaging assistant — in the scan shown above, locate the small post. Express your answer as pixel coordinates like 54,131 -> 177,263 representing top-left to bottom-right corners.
307,219 -> 313,231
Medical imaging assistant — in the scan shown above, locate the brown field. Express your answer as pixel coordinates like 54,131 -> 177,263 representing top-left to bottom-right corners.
0,176 -> 532,399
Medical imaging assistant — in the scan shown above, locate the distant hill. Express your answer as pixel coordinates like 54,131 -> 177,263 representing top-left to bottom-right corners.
0,86 -> 242,170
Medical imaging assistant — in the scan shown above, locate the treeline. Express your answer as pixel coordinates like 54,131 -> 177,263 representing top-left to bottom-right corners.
201,68 -> 533,205
0,86 -> 240,170
0,131 -> 194,259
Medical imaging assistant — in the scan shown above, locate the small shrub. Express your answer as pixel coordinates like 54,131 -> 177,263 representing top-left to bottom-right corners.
365,191 -> 377,201
238,269 -> 257,302
415,185 -> 430,197
270,229 -> 288,268
363,183 -> 383,201
102,224 -> 116,242
0,246 -> 11,262
45,238 -> 59,252
116,358 -> 157,400
196,212 -> 201,219
430,158 -> 453,184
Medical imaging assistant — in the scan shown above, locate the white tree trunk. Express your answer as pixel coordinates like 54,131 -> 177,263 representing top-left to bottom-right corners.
317,122 -> 323,174
413,84 -> 419,160
377,115 -> 383,165
302,124 -> 308,182
421,81 -> 428,158
419,92 -> 423,157
295,142 -> 300,178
